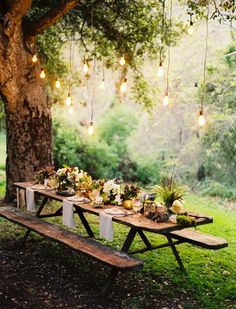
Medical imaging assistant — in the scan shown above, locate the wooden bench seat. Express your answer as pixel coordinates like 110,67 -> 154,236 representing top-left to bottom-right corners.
168,229 -> 228,250
0,206 -> 143,272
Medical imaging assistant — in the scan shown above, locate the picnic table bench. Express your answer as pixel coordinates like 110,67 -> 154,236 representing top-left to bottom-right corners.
0,182 -> 228,291
0,206 -> 143,293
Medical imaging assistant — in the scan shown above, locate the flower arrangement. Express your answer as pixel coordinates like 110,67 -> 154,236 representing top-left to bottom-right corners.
56,167 -> 90,191
102,179 -> 122,205
35,166 -> 55,184
121,184 -> 140,201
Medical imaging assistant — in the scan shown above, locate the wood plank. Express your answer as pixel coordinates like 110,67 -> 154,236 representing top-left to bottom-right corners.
168,229 -> 228,250
0,206 -> 143,271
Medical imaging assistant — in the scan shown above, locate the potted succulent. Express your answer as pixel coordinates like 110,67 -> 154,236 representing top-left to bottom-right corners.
152,176 -> 186,215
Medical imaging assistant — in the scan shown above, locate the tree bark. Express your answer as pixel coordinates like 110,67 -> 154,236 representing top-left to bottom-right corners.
0,16 -> 53,202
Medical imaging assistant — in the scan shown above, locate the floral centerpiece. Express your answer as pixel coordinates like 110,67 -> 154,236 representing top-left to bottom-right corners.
55,167 -> 91,195
102,179 -> 122,205
35,166 -> 55,185
120,184 -> 140,209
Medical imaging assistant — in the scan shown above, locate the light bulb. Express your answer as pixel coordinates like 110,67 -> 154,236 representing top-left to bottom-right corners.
99,79 -> 105,90
88,122 -> 94,135
55,79 -> 61,89
83,61 -> 89,73
32,54 -> 38,63
163,91 -> 169,106
187,21 -> 194,35
120,78 -> 127,92
68,106 -> 74,114
65,93 -> 71,106
157,62 -> 164,77
198,110 -> 205,127
119,55 -> 126,66
40,68 -> 46,79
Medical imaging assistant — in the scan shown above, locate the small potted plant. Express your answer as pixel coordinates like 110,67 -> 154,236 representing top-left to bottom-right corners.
121,184 -> 140,210
152,176 -> 186,215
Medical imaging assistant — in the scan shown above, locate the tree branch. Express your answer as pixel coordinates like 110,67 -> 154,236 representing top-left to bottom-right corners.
9,0 -> 32,18
25,0 -> 81,39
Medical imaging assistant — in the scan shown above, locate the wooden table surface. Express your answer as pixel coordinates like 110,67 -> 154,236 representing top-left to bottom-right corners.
15,182 -> 213,234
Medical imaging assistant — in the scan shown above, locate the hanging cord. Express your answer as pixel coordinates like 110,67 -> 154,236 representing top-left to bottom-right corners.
68,32 -> 75,94
90,1 -> 95,123
201,2 -> 210,111
160,0 -> 166,63
166,0 -> 172,92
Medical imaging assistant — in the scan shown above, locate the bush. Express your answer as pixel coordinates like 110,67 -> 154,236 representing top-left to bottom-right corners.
200,179 -> 236,200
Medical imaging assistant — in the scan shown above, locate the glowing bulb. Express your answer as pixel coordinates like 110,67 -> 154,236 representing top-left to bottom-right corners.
32,54 -> 38,63
198,110 -> 205,127
68,106 -> 74,114
83,61 -> 89,73
55,79 -> 61,89
163,91 -> 169,106
65,93 -> 71,106
99,79 -> 105,90
88,122 -> 94,135
40,68 -> 46,79
120,78 -> 127,92
187,21 -> 194,35
157,62 -> 164,77
119,55 -> 126,66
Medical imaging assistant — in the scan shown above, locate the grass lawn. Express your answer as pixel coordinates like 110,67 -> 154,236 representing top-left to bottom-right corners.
0,188 -> 235,308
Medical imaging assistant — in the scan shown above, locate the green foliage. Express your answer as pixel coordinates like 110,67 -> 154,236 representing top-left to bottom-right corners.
152,176 -> 186,208
99,104 -> 138,155
199,179 -> 236,200
53,105 -> 140,181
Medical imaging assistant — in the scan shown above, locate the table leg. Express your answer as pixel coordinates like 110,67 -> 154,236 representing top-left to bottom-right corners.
137,230 -> 152,249
74,208 -> 94,238
20,196 -> 48,247
121,228 -> 137,252
166,235 -> 185,271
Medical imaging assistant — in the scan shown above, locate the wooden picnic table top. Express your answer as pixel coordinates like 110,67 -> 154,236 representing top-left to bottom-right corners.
15,182 -> 213,234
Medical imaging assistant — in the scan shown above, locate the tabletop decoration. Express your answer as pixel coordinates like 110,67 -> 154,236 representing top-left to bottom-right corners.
152,176 -> 186,215
120,184 -> 140,210
55,167 -> 90,196
102,179 -> 122,205
35,166 -> 55,185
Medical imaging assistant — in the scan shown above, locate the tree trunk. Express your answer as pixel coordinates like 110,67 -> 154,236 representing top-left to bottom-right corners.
0,19 -> 53,202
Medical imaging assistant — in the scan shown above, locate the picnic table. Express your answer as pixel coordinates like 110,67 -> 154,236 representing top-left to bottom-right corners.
0,182 -> 228,292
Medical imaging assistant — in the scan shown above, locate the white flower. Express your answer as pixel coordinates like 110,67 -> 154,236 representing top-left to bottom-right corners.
114,194 -> 122,205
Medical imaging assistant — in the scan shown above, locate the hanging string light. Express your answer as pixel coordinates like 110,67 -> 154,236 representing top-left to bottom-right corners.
40,68 -> 46,79
119,55 -> 126,66
187,13 -> 194,35
162,0 -> 172,106
55,79 -> 61,89
158,0 -> 166,77
120,77 -> 127,92
83,59 -> 89,73
32,54 -> 38,63
198,3 -> 209,127
66,34 -> 75,108
88,1 -> 95,136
